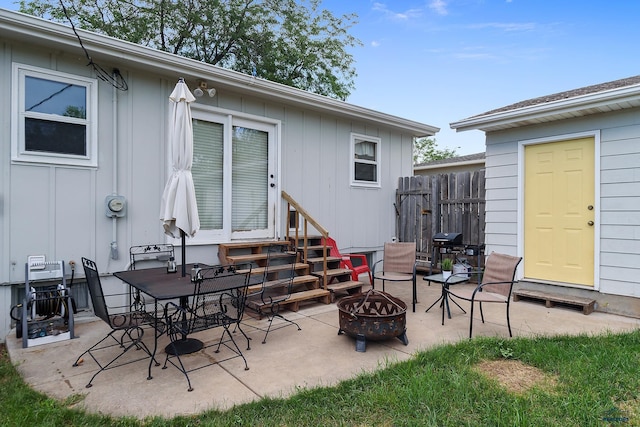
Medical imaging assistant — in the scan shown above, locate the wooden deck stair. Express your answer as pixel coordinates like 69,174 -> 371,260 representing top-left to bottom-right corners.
218,241 -> 290,265
218,241 -> 329,314
292,236 -> 364,302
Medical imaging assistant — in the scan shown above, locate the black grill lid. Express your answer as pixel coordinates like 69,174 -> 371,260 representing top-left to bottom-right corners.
433,232 -> 463,245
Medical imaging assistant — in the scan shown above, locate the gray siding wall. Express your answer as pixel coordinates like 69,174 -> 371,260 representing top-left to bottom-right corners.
1,37 -> 414,339
484,108 -> 640,298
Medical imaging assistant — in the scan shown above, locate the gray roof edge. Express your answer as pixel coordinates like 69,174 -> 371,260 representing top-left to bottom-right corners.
414,152 -> 485,169
450,75 -> 640,132
0,9 -> 439,136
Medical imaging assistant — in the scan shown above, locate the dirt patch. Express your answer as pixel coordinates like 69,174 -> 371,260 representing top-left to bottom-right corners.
474,359 -> 558,394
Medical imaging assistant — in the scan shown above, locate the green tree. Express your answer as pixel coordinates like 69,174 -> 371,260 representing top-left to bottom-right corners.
413,137 -> 458,164
19,0 -> 361,100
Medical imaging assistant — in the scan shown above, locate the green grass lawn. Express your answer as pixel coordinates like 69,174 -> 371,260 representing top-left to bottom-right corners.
2,331 -> 639,426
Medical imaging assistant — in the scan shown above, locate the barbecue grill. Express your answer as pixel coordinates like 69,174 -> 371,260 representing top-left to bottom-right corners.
431,232 -> 464,274
433,232 -> 463,250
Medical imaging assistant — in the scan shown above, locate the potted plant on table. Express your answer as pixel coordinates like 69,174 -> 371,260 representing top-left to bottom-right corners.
441,257 -> 453,279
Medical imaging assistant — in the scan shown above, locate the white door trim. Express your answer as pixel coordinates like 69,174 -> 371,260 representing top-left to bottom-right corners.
517,130 -> 601,290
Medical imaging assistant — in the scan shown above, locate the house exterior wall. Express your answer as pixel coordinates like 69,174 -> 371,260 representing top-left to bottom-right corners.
484,108 -> 640,298
0,19 -> 422,340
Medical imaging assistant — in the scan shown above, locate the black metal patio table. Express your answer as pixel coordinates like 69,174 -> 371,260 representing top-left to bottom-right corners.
114,264 -> 246,379
423,273 -> 469,320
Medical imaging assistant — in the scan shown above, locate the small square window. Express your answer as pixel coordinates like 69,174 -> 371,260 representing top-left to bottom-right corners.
351,133 -> 381,187
12,63 -> 98,167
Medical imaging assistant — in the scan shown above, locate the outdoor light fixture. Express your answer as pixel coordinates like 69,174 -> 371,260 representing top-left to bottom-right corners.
194,80 -> 216,97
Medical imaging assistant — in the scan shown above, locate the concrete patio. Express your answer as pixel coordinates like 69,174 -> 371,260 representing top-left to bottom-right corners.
6,278 -> 640,419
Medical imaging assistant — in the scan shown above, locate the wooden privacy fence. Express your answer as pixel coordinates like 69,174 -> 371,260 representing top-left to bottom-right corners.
395,171 -> 485,262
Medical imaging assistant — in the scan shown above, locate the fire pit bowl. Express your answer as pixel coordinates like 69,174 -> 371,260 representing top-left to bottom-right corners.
337,289 -> 408,352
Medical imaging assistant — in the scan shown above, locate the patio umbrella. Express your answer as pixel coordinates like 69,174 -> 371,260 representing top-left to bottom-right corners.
160,78 -> 200,277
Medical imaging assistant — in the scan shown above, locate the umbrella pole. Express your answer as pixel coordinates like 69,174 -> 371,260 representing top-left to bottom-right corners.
181,230 -> 186,277
165,227 -> 204,355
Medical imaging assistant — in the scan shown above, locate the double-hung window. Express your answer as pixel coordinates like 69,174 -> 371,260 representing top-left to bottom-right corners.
190,109 -> 278,243
12,63 -> 98,167
351,133 -> 381,187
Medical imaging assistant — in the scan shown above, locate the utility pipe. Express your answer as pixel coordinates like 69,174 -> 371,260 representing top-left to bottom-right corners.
110,69 -> 119,260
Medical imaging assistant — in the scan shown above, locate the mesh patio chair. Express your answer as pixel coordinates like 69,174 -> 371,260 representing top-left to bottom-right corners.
246,244 -> 301,344
444,252 -> 522,339
73,258 -> 158,388
371,241 -> 419,311
163,265 -> 252,391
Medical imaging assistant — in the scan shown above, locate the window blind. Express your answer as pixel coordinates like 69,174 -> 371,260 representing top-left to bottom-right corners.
192,119 -> 224,230
232,126 -> 268,231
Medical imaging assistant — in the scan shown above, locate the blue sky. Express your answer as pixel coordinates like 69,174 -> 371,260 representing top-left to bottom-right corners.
322,0 -> 640,154
3,1 -> 640,155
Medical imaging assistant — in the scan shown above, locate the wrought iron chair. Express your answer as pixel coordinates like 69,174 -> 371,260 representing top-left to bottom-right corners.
163,265 -> 251,391
371,241 -> 419,311
127,243 -> 175,313
129,243 -> 175,269
247,244 -> 301,344
73,257 -> 157,388
323,236 -> 373,284
444,252 -> 522,339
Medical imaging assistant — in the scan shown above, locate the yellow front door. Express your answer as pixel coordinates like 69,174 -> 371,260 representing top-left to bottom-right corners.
524,138 -> 595,286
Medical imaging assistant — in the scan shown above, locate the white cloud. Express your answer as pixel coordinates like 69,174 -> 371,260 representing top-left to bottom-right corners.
468,22 -> 536,32
429,0 -> 448,16
372,2 -> 423,21
371,40 -> 381,48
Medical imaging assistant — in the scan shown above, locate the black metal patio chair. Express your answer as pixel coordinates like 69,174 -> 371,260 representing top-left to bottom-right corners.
246,244 -> 302,344
163,265 -> 252,391
73,257 -> 159,388
128,244 -> 175,311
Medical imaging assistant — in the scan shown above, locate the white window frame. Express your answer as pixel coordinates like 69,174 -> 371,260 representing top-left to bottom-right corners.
350,133 -> 381,187
11,63 -> 98,167
187,106 -> 280,245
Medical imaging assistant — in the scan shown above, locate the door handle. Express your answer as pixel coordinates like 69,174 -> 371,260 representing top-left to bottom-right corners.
587,221 -> 594,226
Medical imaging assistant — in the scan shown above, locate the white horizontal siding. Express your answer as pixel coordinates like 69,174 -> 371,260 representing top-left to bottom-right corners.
599,121 -> 640,296
600,237 -> 640,254
487,210 -> 518,224
485,221 -> 517,235
600,225 -> 640,240
599,279 -> 640,297
483,140 -> 519,258
482,108 -> 640,297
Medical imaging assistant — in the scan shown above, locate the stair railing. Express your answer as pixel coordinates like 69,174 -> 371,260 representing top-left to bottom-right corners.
282,191 -> 329,289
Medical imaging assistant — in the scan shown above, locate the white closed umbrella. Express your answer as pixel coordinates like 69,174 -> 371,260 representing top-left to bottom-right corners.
160,78 -> 200,276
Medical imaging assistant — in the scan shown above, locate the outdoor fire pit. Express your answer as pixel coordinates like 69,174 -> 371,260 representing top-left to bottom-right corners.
337,289 -> 408,352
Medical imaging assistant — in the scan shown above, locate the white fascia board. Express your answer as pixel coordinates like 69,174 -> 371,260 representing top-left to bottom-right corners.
450,85 -> 640,132
0,9 -> 439,137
